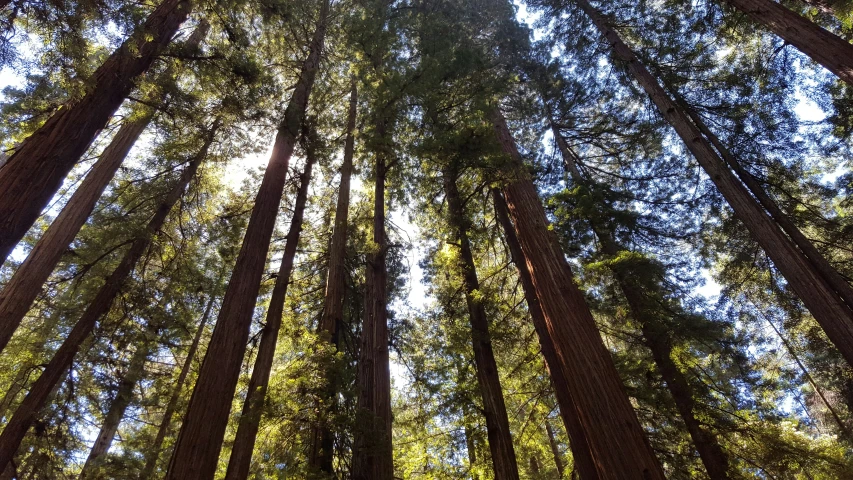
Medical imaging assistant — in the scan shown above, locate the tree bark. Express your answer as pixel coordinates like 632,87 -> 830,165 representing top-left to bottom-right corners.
165,3 -> 327,478
545,420 -> 565,478
80,324 -> 155,478
0,0 -> 191,265
492,189 -> 599,480
464,419 -> 480,480
140,289 -> 217,479
309,76 -> 357,474
351,113 -> 394,480
490,107 -> 666,479
0,129 -> 212,470
575,0 -> 853,368
551,119 -> 732,480
721,0 -> 853,85
444,170 -> 520,480
224,135 -> 316,480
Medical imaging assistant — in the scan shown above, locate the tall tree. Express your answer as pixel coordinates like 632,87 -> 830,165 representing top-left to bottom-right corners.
309,76 -> 357,473
0,125 -> 215,469
443,167 -> 520,480
491,107 -> 666,479
164,1 -> 328,477
225,129 -> 317,480
0,0 -> 192,265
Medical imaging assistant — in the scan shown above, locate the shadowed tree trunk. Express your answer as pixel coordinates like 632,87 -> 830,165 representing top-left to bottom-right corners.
225,132 -> 316,480
352,110 -> 394,480
140,288 -> 217,479
80,324 -> 157,478
574,0 -> 853,368
0,128 -> 213,470
444,169 -> 520,480
0,0 -> 191,265
720,0 -> 853,85
309,76 -> 357,474
551,118 -> 732,480
545,420 -> 565,478
492,189 -> 599,480
165,2 -> 327,477
490,107 -> 666,479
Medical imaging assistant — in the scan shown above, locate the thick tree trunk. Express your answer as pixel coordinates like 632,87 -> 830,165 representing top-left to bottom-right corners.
0,114 -> 151,353
721,0 -> 853,85
551,120 -> 732,480
351,116 -> 394,480
492,189 -> 599,480
225,137 -> 316,480
490,107 -> 665,479
140,289 -> 217,479
309,77 -> 357,474
81,325 -> 155,478
0,0 -> 191,265
0,131 -> 211,470
444,171 -> 520,480
165,3 -> 327,478
545,420 -> 565,478
575,0 -> 853,367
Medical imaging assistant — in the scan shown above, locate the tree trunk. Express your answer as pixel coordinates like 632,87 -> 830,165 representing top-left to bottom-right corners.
165,3 -> 327,478
0,0 -> 191,265
490,107 -> 665,479
309,76 -> 357,474
491,189 -> 599,480
721,0 -> 853,85
551,119 -> 732,480
575,0 -> 853,368
140,288 -> 217,479
351,114 -> 394,480
0,130 -> 212,470
545,420 -> 565,478
224,134 -> 316,480
464,420 -> 480,480
81,325 -> 155,478
444,170 -> 520,480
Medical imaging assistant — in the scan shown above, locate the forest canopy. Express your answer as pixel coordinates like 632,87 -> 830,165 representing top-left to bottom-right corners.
2,0 -> 853,478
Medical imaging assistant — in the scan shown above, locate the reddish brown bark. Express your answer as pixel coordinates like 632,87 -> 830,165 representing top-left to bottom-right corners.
0,113 -> 151,353
492,189 -> 599,480
352,115 -> 394,480
0,131 -> 211,470
0,0 -> 191,265
81,325 -> 155,478
140,289 -> 217,479
308,77 -> 357,473
575,0 -> 853,367
444,170 -> 520,480
225,138 -> 316,480
491,107 -> 665,479
551,119 -> 732,479
721,0 -> 853,85
165,3 -> 327,477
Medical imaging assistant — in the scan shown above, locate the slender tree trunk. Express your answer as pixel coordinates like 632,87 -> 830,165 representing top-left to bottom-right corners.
464,419 -> 480,480
683,105 -> 853,313
574,0 -> 853,368
720,0 -> 853,85
0,130 -> 212,470
491,190 -> 599,480
351,113 -> 394,480
551,119 -> 732,480
0,0 -> 191,265
140,289 -> 217,479
490,107 -> 665,479
225,135 -> 316,480
545,420 -> 565,478
81,325 -> 155,477
444,170 -> 520,480
165,3 -> 327,478
309,76 -> 357,473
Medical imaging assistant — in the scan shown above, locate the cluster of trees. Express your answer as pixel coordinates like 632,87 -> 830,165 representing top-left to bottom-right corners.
1,0 -> 853,478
